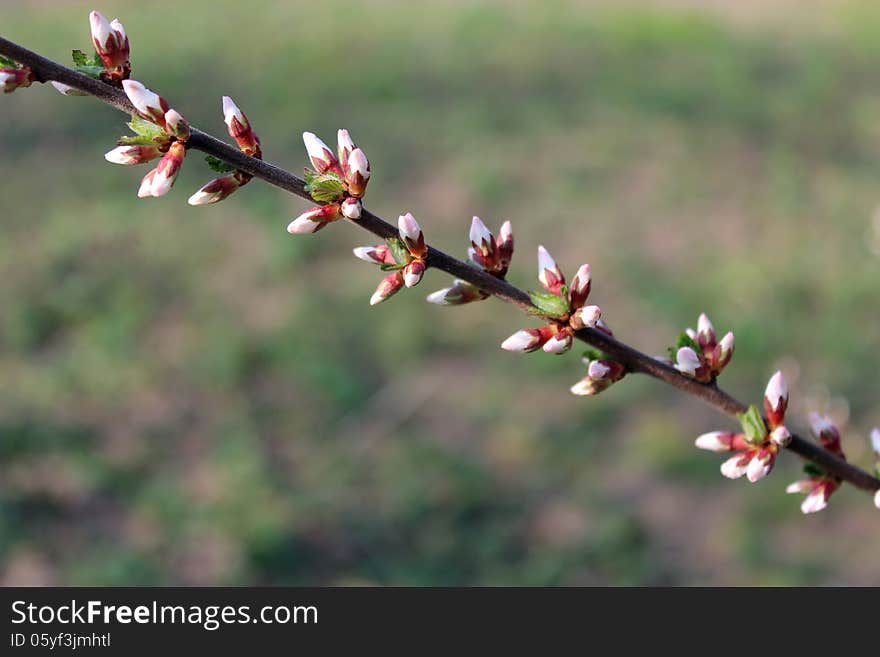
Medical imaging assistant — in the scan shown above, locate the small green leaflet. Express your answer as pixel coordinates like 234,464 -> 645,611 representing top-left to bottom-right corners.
803,463 -> 826,478
118,135 -> 159,146
528,290 -> 569,319
128,115 -> 165,139
737,405 -> 767,445
304,172 -> 345,203
379,263 -> 403,272
386,237 -> 411,266
0,55 -> 18,68
72,49 -> 105,79
667,332 -> 701,360
205,155 -> 235,174
582,348 -> 606,362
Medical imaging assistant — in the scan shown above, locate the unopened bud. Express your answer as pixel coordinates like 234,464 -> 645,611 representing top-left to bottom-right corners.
763,370 -> 788,428
568,264 -> 592,309
537,245 -> 565,295
104,144 -> 161,165
425,280 -> 488,306
303,131 -> 340,174
187,175 -> 242,206
403,259 -> 426,288
346,148 -> 370,198
0,67 -> 33,93
163,109 -> 190,141
398,212 -> 426,258
341,197 -> 362,220
370,271 -> 404,306
122,80 -> 169,127
569,304 -> 601,329
287,204 -> 341,234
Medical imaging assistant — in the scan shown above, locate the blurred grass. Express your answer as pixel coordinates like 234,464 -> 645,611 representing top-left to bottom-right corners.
1,0 -> 879,585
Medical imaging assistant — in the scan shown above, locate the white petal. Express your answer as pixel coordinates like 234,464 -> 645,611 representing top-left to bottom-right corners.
499,220 -> 513,243
287,214 -> 321,234
469,216 -> 492,246
348,148 -> 370,178
587,360 -> 610,380
786,480 -> 814,494
398,212 -> 422,242
746,454 -> 772,483
764,370 -> 788,411
109,18 -> 126,41
537,245 -> 557,280
874,489 -> 880,510
801,489 -> 828,514
501,330 -> 538,353
89,11 -> 113,47
303,131 -> 332,162
337,128 -> 355,154
674,347 -> 701,375
573,305 -> 601,328
870,428 -> 880,455
104,146 -> 134,165
341,198 -> 362,219
697,312 -> 714,337
570,378 -> 596,396
720,454 -> 749,479
187,189 -> 215,206
694,431 -> 730,453
222,95 -> 244,125
122,80 -> 162,115
51,81 -> 86,96
542,333 -> 571,354
770,425 -> 791,447
719,331 -> 734,356
426,288 -> 453,305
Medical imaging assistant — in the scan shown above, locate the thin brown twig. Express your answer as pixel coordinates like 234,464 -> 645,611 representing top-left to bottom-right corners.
1,35 -> 877,495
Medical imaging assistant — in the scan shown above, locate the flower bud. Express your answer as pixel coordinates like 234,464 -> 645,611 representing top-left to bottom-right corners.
537,245 -> 565,295
425,280 -> 488,306
674,346 -> 702,377
337,129 -> 356,172
569,304 -> 601,330
104,144 -> 162,165
542,328 -> 573,355
746,447 -> 775,483
717,331 -> 734,367
346,148 -> 370,198
694,431 -> 740,453
90,11 -> 130,79
763,370 -> 788,428
187,175 -> 242,205
122,80 -> 169,127
223,96 -> 260,157
769,425 -> 791,448
807,412 -> 843,454
497,220 -> 514,267
697,312 -> 715,346
163,109 -> 190,141
501,326 -> 555,353
370,271 -> 404,306
303,131 -> 341,174
137,169 -> 157,198
570,358 -> 625,396
720,452 -> 752,479
51,81 -> 87,96
568,264 -> 592,309
147,141 -> 186,197
353,244 -> 396,266
871,428 -> 880,456
469,216 -> 496,261
403,259 -> 426,288
287,204 -> 341,234
398,212 -> 426,258
0,67 -> 33,93
341,197 -> 362,220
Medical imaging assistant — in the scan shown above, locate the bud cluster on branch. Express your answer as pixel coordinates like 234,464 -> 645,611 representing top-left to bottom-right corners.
1,10 -> 878,517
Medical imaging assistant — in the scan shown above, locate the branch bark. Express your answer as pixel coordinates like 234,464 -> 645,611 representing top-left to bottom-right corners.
2,35 -> 877,495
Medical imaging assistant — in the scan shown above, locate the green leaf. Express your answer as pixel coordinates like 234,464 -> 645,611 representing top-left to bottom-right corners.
304,172 -> 345,203
118,135 -> 160,146
528,290 -> 570,319
205,155 -> 235,174
379,263 -> 404,272
582,349 -> 605,362
128,115 -> 165,139
803,463 -> 826,478
737,405 -> 767,445
386,237 -> 411,266
667,332 -> 701,360
0,55 -> 18,68
72,49 -> 90,66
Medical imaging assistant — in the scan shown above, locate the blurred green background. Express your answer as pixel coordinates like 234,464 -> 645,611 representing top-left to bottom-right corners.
2,0 -> 879,586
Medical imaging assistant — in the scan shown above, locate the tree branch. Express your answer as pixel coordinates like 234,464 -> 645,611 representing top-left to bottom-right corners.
2,35 -> 877,495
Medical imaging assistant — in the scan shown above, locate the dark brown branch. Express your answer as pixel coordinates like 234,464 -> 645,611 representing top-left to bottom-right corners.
2,35 -> 877,495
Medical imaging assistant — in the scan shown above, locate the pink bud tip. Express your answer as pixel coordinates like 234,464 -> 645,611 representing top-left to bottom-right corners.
764,370 -> 788,411
501,329 -> 541,353
694,431 -> 732,453
720,453 -> 751,479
